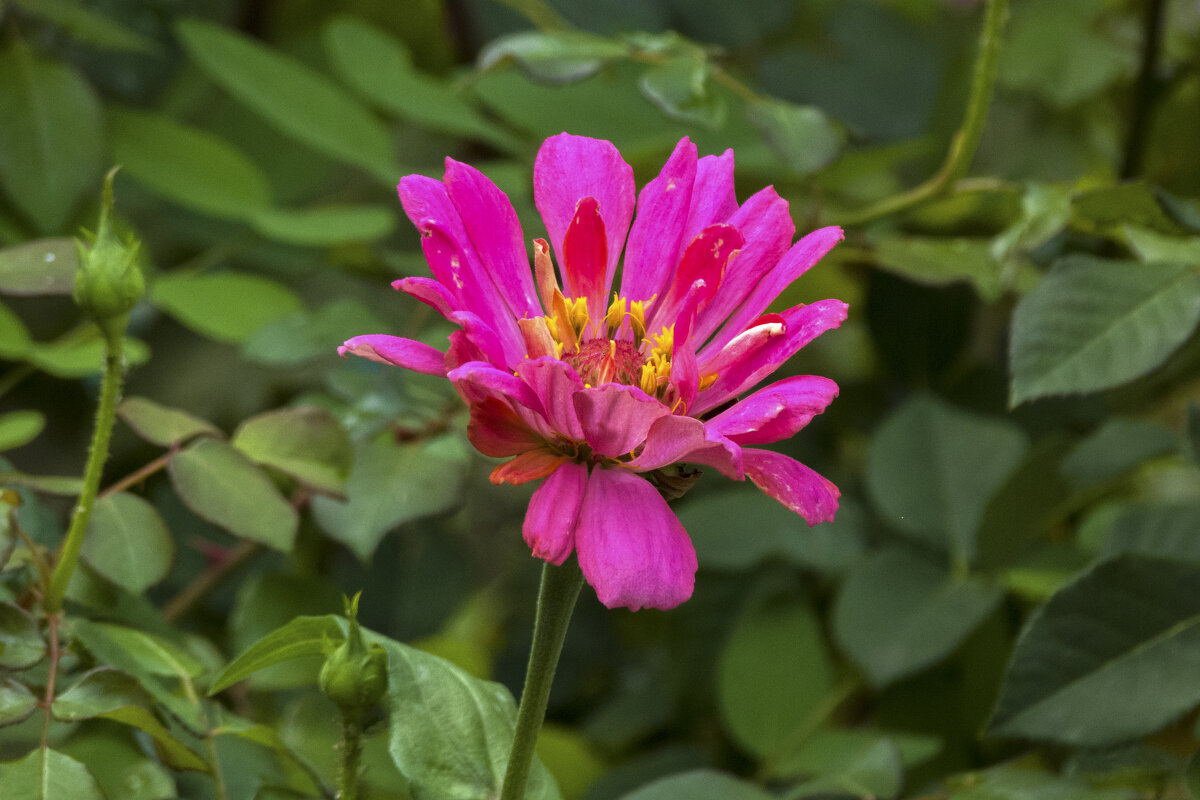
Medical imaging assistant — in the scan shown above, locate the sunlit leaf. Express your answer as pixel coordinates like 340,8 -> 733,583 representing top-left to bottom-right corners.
638,57 -> 725,128
250,205 -> 395,246
231,406 -> 351,496
82,492 -> 173,593
478,30 -> 629,83
210,615 -> 343,694
0,411 -> 44,451
151,271 -> 303,344
27,335 -> 149,378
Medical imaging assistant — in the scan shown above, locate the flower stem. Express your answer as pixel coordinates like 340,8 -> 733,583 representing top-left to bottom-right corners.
837,0 -> 1009,227
499,559 -> 584,800
337,713 -> 363,800
43,325 -> 127,613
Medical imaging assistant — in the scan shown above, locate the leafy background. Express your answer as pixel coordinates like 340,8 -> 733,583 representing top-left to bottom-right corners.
2,0 -> 1200,798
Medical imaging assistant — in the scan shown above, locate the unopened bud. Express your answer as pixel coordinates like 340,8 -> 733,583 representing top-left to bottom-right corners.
319,592 -> 388,718
73,167 -> 145,336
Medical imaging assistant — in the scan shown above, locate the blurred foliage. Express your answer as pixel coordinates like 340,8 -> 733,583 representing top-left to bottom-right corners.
1,0 -> 1200,798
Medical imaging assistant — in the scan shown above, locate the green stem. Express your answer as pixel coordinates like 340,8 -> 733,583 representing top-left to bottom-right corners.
499,559 -> 584,800
43,325 -> 127,613
338,713 -> 363,800
837,0 -> 1009,227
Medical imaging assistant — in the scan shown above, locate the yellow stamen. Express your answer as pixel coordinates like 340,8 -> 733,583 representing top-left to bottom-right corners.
604,294 -> 627,338
698,373 -> 718,391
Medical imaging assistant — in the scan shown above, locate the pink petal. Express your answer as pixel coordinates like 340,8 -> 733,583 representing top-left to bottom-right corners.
491,448 -> 568,485
627,414 -> 743,479
467,397 -> 543,458
443,158 -> 540,320
619,137 -> 698,304
706,375 -> 839,445
573,384 -> 670,457
447,310 -> 510,368
338,335 -> 445,376
514,357 -> 585,441
649,223 -> 744,332
448,361 -> 542,415
693,299 -> 848,415
522,461 -> 587,565
703,226 -> 843,358
575,467 -> 697,610
534,134 -> 635,297
561,197 -> 608,315
683,150 -> 737,241
393,276 -> 457,319
694,187 -> 795,347
742,448 -> 839,525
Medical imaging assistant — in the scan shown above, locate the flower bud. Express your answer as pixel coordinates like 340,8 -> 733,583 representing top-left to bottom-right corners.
73,167 -> 145,336
319,593 -> 388,718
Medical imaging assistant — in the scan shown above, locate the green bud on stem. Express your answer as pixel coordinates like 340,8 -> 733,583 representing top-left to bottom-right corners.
73,167 -> 145,338
319,592 -> 388,720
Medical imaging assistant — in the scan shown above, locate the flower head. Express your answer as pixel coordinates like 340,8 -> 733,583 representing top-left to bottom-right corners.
341,134 -> 846,611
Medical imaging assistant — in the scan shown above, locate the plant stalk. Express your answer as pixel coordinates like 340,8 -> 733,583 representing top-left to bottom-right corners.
338,714 -> 363,800
499,559 -> 584,800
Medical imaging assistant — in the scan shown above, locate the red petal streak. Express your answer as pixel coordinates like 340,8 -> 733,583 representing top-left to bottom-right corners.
490,448 -> 568,485
561,197 -> 608,315
651,223 -> 743,331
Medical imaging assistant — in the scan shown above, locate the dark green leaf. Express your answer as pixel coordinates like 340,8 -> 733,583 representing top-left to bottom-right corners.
169,438 -> 298,551
311,434 -> 468,561
478,30 -> 629,83
0,601 -> 44,669
0,676 -> 38,726
14,0 -> 159,53
0,301 -> 32,360
873,236 -> 1018,302
117,396 -> 221,447
638,58 -> 725,127
0,238 -> 78,295
0,42 -> 103,233
82,492 -> 173,593
210,615 -> 343,694
250,205 -> 395,246
833,547 -> 1002,687
773,730 -> 903,798
231,406 -> 351,496
1098,503 -> 1200,563
716,595 -> 833,758
1060,418 -> 1177,488
948,765 -> 1135,800
108,107 -> 273,219
867,393 -> 1028,561
56,731 -> 177,800
745,100 -> 843,176
175,18 -> 398,181
0,748 -> 104,800
151,271 -> 303,344
0,410 -> 44,451
1009,257 -> 1200,405
242,298 -> 386,367
619,770 -> 774,800
989,555 -> 1200,746
1072,183 -> 1189,237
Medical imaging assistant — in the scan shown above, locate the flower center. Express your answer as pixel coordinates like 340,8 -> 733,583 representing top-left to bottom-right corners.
562,337 -> 645,386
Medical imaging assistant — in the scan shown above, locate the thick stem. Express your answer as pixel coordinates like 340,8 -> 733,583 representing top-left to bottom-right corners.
337,714 -> 363,800
837,0 -> 1009,227
1120,0 -> 1166,179
44,326 -> 127,613
499,559 -> 584,800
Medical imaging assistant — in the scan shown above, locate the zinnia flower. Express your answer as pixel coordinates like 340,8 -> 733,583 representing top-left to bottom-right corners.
341,134 -> 846,611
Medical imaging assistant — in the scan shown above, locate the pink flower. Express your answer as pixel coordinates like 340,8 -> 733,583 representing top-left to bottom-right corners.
341,134 -> 846,611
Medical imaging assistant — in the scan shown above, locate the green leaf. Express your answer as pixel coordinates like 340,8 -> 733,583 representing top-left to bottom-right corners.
833,547 -> 1002,688
1060,418 -> 1178,489
242,298 -> 386,367
478,30 -> 629,83
989,555 -> 1200,746
81,492 -> 173,593
1098,503 -> 1200,563
27,334 -> 150,378
866,393 -> 1028,561
745,100 -> 844,176
619,770 -> 774,800
0,238 -> 78,295
311,434 -> 468,561
716,594 -> 833,759
210,615 -> 344,694
950,766 -> 1135,800
0,676 -> 38,726
770,729 -> 903,798
0,601 -> 44,669
151,271 -> 303,344
1072,182 -> 1189,237
1124,225 -> 1200,263
322,16 -> 518,150
175,18 -> 398,181
107,107 -> 273,219
231,406 -> 351,496
0,301 -> 32,360
638,57 -> 725,128
117,396 -> 221,447
0,410 -> 44,451
1009,256 -> 1200,405
0,472 -> 83,495
0,42 -> 103,233
52,668 -> 210,772
13,0 -> 159,53
374,630 -> 561,800
250,205 -> 395,246
0,748 -> 104,800
169,438 -> 298,551
873,236 -> 1014,302
57,731 -> 177,800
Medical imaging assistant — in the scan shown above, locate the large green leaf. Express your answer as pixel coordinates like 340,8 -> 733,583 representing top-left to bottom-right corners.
1059,417 -> 1178,489
374,631 -> 560,800
833,547 -> 1002,688
478,30 -> 630,83
866,393 -> 1028,562
0,601 -> 44,669
169,438 -> 298,551
745,99 -> 844,177
619,770 -> 774,800
107,107 -> 272,219
81,492 -> 173,593
117,396 -> 221,447
249,205 -> 395,246
27,334 -> 149,378
770,729 -> 904,798
988,555 -> 1200,746
209,615 -> 344,694
311,434 -> 468,561
0,748 -> 104,800
716,594 -> 833,758
231,406 -> 351,496
873,236 -> 1022,302
0,42 -> 102,233
175,18 -> 398,181
151,271 -> 303,344
1097,503 -> 1200,563
1009,256 -> 1200,405
0,238 -> 78,295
